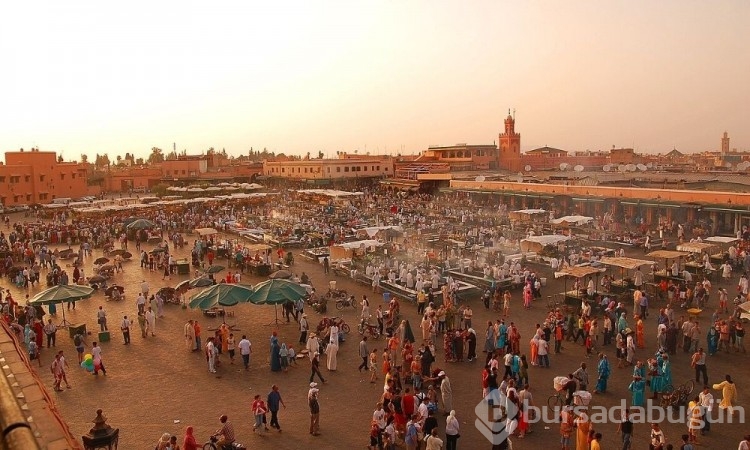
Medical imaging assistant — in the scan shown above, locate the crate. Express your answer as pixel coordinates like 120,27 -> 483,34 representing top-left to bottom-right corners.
68,323 -> 87,339
98,331 -> 111,343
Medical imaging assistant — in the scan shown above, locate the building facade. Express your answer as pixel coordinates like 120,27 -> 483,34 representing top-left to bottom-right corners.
263,156 -> 393,183
0,149 -> 88,206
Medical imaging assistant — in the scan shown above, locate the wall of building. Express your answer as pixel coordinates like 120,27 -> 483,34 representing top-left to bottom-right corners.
450,179 -> 750,206
264,158 -> 393,180
0,150 -> 88,206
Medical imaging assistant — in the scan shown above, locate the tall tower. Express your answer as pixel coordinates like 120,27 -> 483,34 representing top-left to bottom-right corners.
499,109 -> 521,171
721,131 -> 730,156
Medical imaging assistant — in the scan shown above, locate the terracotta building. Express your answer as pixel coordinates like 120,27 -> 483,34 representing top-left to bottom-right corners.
0,149 -> 88,206
499,111 -> 522,172
263,155 -> 394,184
102,152 -> 263,192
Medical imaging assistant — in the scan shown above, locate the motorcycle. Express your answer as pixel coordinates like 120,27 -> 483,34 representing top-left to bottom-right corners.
203,435 -> 246,450
316,316 -> 351,334
335,295 -> 358,310
358,318 -> 381,339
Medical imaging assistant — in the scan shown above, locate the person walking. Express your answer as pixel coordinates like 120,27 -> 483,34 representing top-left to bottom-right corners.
309,352 -> 326,383
299,313 -> 309,344
238,335 -> 251,370
308,382 -> 321,436
206,337 -> 217,373
691,347 -> 708,386
50,352 -> 63,391
358,336 -> 369,372
184,319 -> 195,351
267,385 -> 285,432
713,374 -> 738,416
97,306 -> 108,332
91,342 -> 106,375
698,386 -> 713,435
617,408 -> 633,450
445,410 -> 460,450
194,320 -> 202,350
43,319 -> 57,348
137,313 -> 147,338
145,307 -> 156,337
120,315 -> 131,345
57,350 -> 71,389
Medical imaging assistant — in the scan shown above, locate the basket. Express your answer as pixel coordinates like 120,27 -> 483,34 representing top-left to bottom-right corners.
554,376 -> 570,392
574,391 -> 592,406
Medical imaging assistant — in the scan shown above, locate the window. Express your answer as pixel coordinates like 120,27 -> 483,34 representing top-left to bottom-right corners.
72,173 -> 76,179
327,167 -> 331,173
60,173 -> 65,180
377,166 -> 380,171
24,175 -> 30,182
344,167 -> 349,172
304,168 -> 307,173
0,176 -> 5,183
182,170 -> 186,175
26,194 -> 31,201
39,193 -> 48,200
364,166 -> 368,172
39,175 -> 45,182
336,167 -> 341,173
282,168 -> 285,173
14,195 -> 20,202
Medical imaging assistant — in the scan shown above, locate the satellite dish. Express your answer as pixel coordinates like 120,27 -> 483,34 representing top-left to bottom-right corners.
524,165 -> 532,172
646,162 -> 654,169
726,162 -> 734,169
626,163 -> 637,172
637,163 -> 647,171
739,161 -> 750,170
516,175 -> 524,182
574,165 -> 584,172
475,175 -> 486,182
559,163 -> 569,171
618,164 -> 627,172
603,164 -> 611,172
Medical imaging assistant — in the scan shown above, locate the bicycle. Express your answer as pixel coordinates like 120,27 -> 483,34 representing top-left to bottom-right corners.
547,391 -> 565,409
659,380 -> 695,408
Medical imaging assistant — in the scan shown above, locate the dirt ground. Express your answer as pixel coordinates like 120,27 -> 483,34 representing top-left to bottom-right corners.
11,230 -> 750,449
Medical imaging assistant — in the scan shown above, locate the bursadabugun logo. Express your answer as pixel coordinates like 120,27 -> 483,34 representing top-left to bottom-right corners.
475,388 -> 518,445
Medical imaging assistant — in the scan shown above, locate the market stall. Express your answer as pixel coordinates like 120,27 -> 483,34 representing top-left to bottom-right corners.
647,250 -> 690,283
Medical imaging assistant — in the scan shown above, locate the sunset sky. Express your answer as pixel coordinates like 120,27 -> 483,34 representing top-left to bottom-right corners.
1,1 -> 748,160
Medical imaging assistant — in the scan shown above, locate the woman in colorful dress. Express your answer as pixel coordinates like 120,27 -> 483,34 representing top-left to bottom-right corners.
635,315 -> 645,348
594,353 -> 610,393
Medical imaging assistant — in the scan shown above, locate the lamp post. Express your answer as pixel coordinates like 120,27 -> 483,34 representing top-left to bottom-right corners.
82,409 -> 119,450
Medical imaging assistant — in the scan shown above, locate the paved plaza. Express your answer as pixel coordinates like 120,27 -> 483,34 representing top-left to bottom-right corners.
6,231 -> 749,449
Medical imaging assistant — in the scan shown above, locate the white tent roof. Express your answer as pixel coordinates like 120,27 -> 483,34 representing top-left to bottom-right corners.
705,236 -> 739,244
550,215 -> 594,225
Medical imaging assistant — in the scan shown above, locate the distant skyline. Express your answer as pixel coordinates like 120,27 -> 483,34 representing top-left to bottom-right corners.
1,1 -> 748,160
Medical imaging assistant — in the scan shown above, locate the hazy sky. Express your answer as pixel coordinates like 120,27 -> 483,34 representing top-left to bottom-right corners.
2,1 -> 748,160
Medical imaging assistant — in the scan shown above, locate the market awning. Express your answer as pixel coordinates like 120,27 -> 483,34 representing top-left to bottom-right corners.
676,242 -> 719,254
705,236 -> 739,244
647,250 -> 689,259
599,256 -> 655,270
554,266 -> 605,279
195,227 -> 219,237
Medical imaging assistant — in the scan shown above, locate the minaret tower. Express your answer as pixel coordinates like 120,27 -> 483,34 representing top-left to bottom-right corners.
499,109 -> 521,171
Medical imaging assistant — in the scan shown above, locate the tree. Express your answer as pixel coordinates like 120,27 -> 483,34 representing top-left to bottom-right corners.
318,151 -> 324,159
305,152 -> 311,160
57,154 -> 63,162
80,154 -> 88,163
136,157 -> 144,165
150,182 -> 170,197
166,150 -> 178,160
116,155 -> 122,165
148,147 -> 164,164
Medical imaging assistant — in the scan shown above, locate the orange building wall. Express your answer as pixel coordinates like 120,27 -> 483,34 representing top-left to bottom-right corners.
0,150 -> 88,206
450,179 -> 750,206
